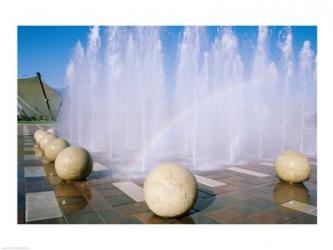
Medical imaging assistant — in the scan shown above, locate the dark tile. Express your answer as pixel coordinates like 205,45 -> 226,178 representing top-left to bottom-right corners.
288,214 -> 317,224
99,188 -> 123,198
93,183 -> 116,191
60,203 -> 94,216
54,184 -> 82,197
57,196 -> 87,205
98,209 -> 123,223
135,211 -> 178,224
18,209 -> 25,224
246,206 -> 304,224
99,210 -> 142,224
179,214 -> 219,224
206,207 -> 246,223
193,197 -> 216,212
213,185 -> 240,195
114,202 -> 149,216
89,199 -> 113,212
28,217 -> 66,224
232,198 -> 277,215
65,212 -> 104,224
105,195 -> 135,207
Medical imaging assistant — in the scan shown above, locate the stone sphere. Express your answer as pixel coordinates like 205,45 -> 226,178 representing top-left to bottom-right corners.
40,133 -> 56,150
55,147 -> 93,181
47,128 -> 56,136
144,162 -> 198,218
44,138 -> 70,162
34,129 -> 44,142
35,130 -> 48,144
274,150 -> 311,184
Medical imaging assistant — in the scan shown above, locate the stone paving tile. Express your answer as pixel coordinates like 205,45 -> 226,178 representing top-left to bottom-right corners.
26,205 -> 63,222
57,195 -> 87,206
113,201 -> 150,216
211,184 -> 240,195
231,198 -> 278,215
60,203 -> 94,216
54,184 -> 82,197
105,195 -> 135,207
134,211 -> 179,224
96,209 -> 142,224
24,166 -> 45,178
65,212 -> 104,224
89,199 -> 113,212
245,206 -> 305,224
227,166 -> 270,177
288,214 -> 317,224
179,213 -> 219,224
27,217 -> 66,224
18,209 -> 25,224
281,200 -> 317,215
206,207 -> 246,223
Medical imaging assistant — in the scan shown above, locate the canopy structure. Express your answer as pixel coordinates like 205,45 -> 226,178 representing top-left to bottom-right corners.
17,74 -> 62,120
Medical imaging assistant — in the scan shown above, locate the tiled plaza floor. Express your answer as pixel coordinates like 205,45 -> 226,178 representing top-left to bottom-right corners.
18,124 -> 317,224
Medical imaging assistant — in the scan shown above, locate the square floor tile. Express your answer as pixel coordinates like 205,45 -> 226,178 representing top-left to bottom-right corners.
24,166 -> 45,178
26,205 -> 62,222
206,207 -> 246,223
105,195 -> 135,207
24,155 -> 39,160
65,212 -> 104,224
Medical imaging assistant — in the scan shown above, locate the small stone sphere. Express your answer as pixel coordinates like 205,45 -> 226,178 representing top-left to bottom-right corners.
274,150 -> 311,184
39,133 -> 56,150
35,130 -> 48,144
55,147 -> 93,181
144,162 -> 198,218
47,128 -> 56,136
34,129 -> 44,142
44,138 -> 70,162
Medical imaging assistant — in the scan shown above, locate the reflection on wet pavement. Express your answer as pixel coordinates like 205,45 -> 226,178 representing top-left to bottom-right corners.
18,124 -> 317,224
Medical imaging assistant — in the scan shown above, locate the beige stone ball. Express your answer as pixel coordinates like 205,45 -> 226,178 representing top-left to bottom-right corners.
274,150 -> 311,184
144,162 -> 198,218
34,129 -> 44,142
35,130 -> 48,144
47,128 -> 56,136
55,147 -> 93,181
40,133 -> 56,150
44,138 -> 70,162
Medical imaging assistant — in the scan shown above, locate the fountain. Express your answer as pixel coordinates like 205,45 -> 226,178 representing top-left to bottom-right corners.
58,26 -> 317,177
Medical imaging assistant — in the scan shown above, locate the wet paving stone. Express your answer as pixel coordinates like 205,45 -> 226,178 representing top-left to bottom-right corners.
65,212 -> 104,224
28,217 -> 66,224
206,207 -> 246,223
17,126 -> 317,224
105,195 -> 135,207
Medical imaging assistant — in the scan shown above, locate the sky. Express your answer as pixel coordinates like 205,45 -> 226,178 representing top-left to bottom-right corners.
18,26 -> 317,90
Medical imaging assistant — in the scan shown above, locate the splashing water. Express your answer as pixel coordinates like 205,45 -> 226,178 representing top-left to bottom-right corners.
58,26 -> 317,177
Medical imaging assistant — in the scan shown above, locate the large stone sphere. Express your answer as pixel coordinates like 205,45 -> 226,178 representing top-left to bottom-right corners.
39,133 -> 56,150
274,150 -> 311,184
47,128 -> 56,136
144,163 -> 198,218
35,130 -> 48,144
44,138 -> 70,162
55,147 -> 93,181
